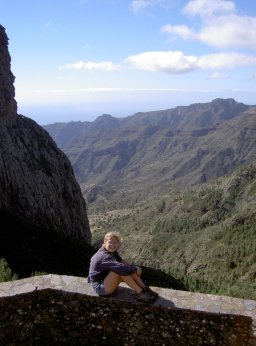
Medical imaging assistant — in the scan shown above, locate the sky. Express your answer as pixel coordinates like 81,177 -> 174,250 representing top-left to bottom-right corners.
0,0 -> 256,125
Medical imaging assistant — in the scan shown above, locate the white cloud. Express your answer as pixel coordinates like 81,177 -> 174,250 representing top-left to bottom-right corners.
125,51 -> 256,73
209,71 -> 226,79
161,24 -> 196,40
59,51 -> 256,76
130,0 -> 173,13
59,51 -> 256,74
162,0 -> 256,49
183,0 -> 235,18
197,53 -> 256,69
131,0 -> 152,12
59,61 -> 121,72
198,15 -> 256,48
125,51 -> 197,73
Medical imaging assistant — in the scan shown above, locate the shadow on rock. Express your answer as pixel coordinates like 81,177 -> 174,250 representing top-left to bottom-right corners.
140,265 -> 186,291
105,285 -> 176,309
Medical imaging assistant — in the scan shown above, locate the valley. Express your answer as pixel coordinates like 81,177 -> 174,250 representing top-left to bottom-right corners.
44,99 -> 256,300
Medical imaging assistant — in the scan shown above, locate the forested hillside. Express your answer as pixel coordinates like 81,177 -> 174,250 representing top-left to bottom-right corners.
42,99 -> 256,299
89,161 -> 256,300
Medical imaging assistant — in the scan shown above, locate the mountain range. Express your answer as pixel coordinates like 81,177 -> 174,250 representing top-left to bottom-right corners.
44,99 -> 256,299
44,98 -> 256,205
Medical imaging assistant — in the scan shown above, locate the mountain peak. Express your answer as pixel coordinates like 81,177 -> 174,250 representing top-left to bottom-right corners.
93,113 -> 120,128
0,25 -> 17,117
95,113 -> 114,120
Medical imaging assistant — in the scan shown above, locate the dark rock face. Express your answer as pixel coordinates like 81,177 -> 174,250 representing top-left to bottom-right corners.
0,25 -> 17,117
0,25 -> 92,277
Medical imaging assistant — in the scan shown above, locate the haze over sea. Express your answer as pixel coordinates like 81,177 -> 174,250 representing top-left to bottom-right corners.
1,0 -> 256,125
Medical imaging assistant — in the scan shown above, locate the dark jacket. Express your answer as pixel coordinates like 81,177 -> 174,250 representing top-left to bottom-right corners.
88,245 -> 137,287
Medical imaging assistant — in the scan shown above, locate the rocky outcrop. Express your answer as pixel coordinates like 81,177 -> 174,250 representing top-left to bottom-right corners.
0,25 -> 17,117
0,25 -> 92,277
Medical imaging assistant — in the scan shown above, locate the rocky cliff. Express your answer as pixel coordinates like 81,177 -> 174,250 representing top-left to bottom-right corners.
0,26 -> 17,118
0,25 -> 92,277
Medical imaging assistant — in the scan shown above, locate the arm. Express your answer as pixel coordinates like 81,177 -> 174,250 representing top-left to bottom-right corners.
100,255 -> 137,276
121,257 -> 142,276
121,258 -> 141,275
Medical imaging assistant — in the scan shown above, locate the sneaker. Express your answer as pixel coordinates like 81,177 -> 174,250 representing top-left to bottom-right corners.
144,286 -> 158,298
134,290 -> 156,303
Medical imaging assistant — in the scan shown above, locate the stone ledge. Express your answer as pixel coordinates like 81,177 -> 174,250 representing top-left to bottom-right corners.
0,288 -> 253,346
0,274 -> 255,320
0,275 -> 256,345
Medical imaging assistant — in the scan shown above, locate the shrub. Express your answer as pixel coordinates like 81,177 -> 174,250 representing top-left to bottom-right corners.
0,258 -> 18,282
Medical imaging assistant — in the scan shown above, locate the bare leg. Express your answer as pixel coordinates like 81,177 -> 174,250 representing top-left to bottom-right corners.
103,271 -> 122,294
120,274 -> 144,293
130,272 -> 146,289
104,271 -> 143,295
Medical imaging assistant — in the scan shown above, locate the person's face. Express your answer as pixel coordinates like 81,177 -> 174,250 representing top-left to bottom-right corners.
104,236 -> 119,252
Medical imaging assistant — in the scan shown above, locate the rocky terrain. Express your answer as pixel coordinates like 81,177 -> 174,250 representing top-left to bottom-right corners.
44,98 -> 256,205
0,25 -> 92,277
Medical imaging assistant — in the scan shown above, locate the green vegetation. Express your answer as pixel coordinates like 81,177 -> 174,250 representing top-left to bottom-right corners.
0,258 -> 18,282
0,259 -> 49,283
88,162 -> 256,300
45,99 -> 256,298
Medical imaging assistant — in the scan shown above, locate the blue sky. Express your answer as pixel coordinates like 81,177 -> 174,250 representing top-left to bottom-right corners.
1,0 -> 256,125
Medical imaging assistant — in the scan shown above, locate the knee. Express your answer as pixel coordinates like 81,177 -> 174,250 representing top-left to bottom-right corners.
111,271 -> 121,278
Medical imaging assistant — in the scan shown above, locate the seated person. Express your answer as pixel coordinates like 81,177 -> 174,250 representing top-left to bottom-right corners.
88,231 -> 158,303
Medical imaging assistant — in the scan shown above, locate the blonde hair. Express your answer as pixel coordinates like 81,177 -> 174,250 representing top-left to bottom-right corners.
104,232 -> 122,246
